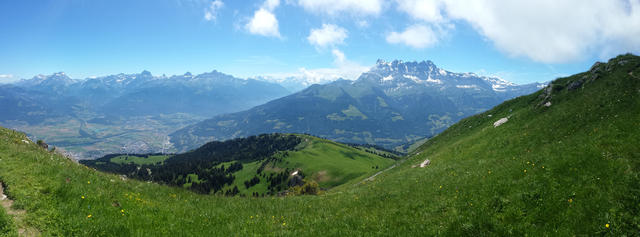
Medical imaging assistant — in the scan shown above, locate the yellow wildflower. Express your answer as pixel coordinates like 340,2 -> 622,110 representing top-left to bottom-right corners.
524,169 -> 527,173
121,209 -> 125,213
568,198 -> 573,203
87,181 -> 91,184
87,214 -> 92,218
81,196 -> 85,199
605,223 -> 610,228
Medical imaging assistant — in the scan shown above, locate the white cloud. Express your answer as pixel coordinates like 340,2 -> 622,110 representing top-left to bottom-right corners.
246,8 -> 281,38
0,74 -> 15,84
386,24 -> 438,49
307,24 -> 348,48
356,20 -> 370,28
259,50 -> 370,89
446,0 -> 640,63
394,0 -> 640,63
204,0 -> 224,21
262,0 -> 280,11
298,0 -> 384,16
332,49 -> 347,64
304,24 -> 358,83
304,49 -> 369,80
296,65 -> 366,83
396,0 -> 444,22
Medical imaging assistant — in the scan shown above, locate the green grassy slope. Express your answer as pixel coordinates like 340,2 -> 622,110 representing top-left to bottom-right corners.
384,53 -> 640,235
0,54 -> 638,235
0,129 -> 405,235
84,134 -> 394,196
225,135 -> 396,194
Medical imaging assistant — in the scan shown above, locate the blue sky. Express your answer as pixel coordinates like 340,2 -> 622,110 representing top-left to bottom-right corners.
1,0 -> 639,85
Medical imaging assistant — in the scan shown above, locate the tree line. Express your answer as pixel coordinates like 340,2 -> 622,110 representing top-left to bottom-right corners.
82,133 -> 302,195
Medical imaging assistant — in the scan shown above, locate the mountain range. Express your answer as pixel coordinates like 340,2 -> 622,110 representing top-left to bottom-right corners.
8,70 -> 290,120
170,60 -> 546,152
0,70 -> 290,158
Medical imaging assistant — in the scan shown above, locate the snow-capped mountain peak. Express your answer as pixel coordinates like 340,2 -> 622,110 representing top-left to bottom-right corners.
359,59 -> 543,95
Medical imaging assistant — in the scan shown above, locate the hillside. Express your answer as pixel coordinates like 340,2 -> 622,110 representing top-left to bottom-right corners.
170,59 -> 544,152
399,53 -> 640,234
0,54 -> 638,235
82,134 -> 395,196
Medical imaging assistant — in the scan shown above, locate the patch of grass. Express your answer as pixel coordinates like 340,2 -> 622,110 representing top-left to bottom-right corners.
0,206 -> 17,237
341,105 -> 368,120
182,174 -> 202,188
280,137 -> 393,188
227,160 -> 266,194
110,155 -> 170,165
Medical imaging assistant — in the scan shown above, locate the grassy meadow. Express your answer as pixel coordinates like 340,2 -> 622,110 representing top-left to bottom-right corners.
109,155 -> 171,166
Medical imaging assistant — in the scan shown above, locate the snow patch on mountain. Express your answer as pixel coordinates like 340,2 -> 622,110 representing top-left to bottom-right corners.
426,77 -> 442,84
479,76 -> 517,92
456,85 -> 478,89
403,74 -> 420,83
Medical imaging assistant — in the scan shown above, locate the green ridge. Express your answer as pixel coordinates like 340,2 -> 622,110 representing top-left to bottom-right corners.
84,134 -> 394,196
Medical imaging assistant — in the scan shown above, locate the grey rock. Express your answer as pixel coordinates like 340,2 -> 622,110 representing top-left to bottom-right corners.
37,140 -> 48,149
538,84 -> 553,103
289,174 -> 304,187
606,63 -> 615,72
590,62 -> 603,73
493,117 -> 509,127
567,80 -> 583,90
544,85 -> 553,94
419,159 -> 431,167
